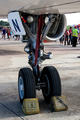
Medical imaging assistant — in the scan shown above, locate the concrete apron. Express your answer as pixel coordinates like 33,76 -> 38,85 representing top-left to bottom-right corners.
0,39 -> 80,120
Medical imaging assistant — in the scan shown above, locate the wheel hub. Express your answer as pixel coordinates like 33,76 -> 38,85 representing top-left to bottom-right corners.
42,74 -> 50,96
19,76 -> 24,99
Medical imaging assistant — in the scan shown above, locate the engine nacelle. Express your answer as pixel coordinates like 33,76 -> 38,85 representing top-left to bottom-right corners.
45,14 -> 67,42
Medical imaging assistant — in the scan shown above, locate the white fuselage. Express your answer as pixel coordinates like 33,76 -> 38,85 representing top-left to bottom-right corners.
0,0 -> 80,17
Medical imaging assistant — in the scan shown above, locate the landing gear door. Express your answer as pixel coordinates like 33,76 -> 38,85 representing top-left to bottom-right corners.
8,12 -> 26,35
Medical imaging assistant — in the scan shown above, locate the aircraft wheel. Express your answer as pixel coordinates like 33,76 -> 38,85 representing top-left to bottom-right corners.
41,66 -> 61,103
18,68 -> 36,104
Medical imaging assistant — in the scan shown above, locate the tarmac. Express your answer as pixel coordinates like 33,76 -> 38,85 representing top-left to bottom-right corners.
0,39 -> 80,120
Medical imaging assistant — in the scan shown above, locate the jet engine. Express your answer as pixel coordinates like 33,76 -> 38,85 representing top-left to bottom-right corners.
45,14 -> 67,42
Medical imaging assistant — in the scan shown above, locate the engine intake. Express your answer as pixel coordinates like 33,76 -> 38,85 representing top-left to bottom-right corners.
45,14 -> 67,42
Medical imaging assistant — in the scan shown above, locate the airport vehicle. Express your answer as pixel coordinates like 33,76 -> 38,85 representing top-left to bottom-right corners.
0,0 -> 80,104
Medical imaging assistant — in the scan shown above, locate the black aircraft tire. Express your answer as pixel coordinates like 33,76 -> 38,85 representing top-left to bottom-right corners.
18,68 -> 36,104
41,66 -> 61,103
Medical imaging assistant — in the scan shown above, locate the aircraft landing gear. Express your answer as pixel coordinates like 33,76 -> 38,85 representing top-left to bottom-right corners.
18,13 -> 61,104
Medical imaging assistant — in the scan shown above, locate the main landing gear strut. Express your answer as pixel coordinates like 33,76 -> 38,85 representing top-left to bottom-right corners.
18,14 -> 61,104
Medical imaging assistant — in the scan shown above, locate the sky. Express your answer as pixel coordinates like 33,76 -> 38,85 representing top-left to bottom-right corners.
65,13 -> 80,26
0,18 -> 8,21
0,13 -> 80,26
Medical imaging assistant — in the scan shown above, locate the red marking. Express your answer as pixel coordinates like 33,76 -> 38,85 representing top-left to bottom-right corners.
43,40 -> 50,43
21,17 -> 26,23
35,16 -> 43,66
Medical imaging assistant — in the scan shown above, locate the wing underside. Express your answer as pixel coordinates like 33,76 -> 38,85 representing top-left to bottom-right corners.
0,0 -> 80,17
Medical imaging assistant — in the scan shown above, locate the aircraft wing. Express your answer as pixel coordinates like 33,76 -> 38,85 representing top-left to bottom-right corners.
0,0 -> 80,17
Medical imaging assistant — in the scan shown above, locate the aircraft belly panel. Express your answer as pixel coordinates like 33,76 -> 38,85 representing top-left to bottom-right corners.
0,0 -> 80,17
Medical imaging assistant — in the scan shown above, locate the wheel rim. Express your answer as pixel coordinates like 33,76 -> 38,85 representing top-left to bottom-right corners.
19,76 -> 24,100
42,74 -> 50,96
